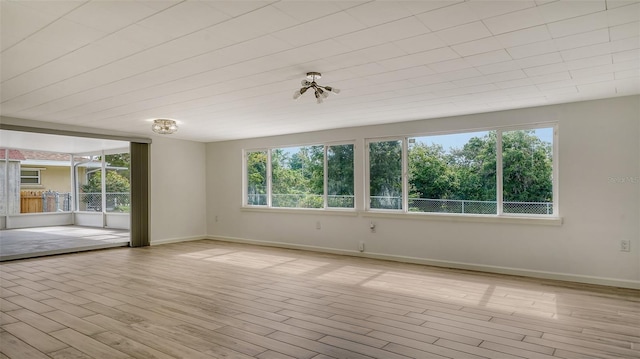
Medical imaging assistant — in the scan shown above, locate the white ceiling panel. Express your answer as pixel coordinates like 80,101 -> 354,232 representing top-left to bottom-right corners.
1,0 -> 639,143
547,11 -> 609,38
416,2 -> 480,31
467,0 -> 536,19
345,1 -> 413,26
538,0 -> 606,23
435,21 -> 492,45
393,33 -> 446,54
62,1 -> 171,33
452,37 -> 504,56
494,25 -> 552,48
483,7 -> 547,34
0,1 -> 63,51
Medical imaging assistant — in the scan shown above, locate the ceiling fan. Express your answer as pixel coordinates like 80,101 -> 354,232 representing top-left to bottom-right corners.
293,72 -> 340,104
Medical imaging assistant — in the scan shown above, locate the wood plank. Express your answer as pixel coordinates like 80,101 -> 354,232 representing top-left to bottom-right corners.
0,332 -> 51,359
42,310 -> 107,336
49,328 -> 130,359
49,347 -> 95,359
5,309 -> 66,333
92,331 -> 176,359
2,322 -> 68,353
41,298 -> 96,318
83,314 -> 219,359
4,296 -> 54,313
215,326 -> 318,359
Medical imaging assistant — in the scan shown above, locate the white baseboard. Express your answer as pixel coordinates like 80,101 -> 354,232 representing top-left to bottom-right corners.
208,235 -> 640,290
151,235 -> 207,246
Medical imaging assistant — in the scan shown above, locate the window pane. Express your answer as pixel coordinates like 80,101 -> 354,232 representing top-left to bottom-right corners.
327,144 -> 354,208
272,146 -> 323,208
21,170 -> 39,177
408,131 -> 496,214
78,157 -> 102,212
369,140 -> 402,210
21,177 -> 39,184
246,151 -> 267,206
502,128 -> 553,215
105,153 -> 130,213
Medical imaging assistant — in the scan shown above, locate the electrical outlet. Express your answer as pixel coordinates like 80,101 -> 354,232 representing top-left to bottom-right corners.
316,221 -> 321,230
358,241 -> 365,252
620,239 -> 630,252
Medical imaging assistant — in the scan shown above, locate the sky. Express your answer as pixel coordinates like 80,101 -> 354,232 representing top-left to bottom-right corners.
278,127 -> 553,155
415,127 -> 553,154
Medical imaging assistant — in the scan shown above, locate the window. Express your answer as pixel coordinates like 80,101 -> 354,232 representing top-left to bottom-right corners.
327,144 -> 355,208
368,140 -> 403,210
272,145 -> 324,208
246,151 -> 267,206
244,143 -> 355,209
502,128 -> 554,215
408,131 -> 496,214
367,125 -> 556,216
20,169 -> 41,185
78,152 -> 131,212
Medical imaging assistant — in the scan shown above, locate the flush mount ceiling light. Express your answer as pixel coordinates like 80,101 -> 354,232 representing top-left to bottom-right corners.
151,119 -> 178,134
293,72 -> 340,104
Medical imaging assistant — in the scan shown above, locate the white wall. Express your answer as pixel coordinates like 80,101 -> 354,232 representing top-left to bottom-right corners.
206,96 -> 640,288
150,136 -> 207,244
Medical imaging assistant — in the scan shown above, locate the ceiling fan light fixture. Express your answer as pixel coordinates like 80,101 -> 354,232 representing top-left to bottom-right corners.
294,72 -> 339,104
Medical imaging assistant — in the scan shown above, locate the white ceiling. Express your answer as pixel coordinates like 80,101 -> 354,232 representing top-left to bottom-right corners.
1,0 -> 639,143
0,129 -> 129,154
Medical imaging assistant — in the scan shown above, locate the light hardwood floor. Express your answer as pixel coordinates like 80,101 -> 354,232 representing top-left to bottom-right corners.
1,240 -> 639,359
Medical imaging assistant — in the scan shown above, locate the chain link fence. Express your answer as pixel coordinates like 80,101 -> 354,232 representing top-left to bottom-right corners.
370,196 -> 402,210
327,195 -> 354,208
503,201 -> 553,215
248,194 -> 355,208
372,196 -> 551,214
271,193 -> 323,208
249,194 -> 551,214
79,192 -> 130,212
247,193 -> 267,206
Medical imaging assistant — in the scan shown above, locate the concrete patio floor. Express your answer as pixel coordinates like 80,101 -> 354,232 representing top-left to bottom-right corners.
0,225 -> 129,261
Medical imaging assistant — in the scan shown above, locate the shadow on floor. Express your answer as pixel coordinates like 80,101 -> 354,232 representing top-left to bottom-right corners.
0,225 -> 129,261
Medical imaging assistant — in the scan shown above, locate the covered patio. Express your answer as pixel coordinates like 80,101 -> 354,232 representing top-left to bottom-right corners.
0,225 -> 129,261
1,130 -> 133,260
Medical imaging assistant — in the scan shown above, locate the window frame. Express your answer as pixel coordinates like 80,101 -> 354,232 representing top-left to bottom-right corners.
365,123 -> 558,218
20,168 -> 42,185
242,141 -> 356,211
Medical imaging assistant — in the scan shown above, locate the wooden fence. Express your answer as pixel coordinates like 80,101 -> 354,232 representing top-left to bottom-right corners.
20,191 -> 69,213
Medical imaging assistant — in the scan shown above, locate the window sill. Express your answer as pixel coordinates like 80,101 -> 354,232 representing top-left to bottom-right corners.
362,210 -> 563,226
241,206 -> 358,216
